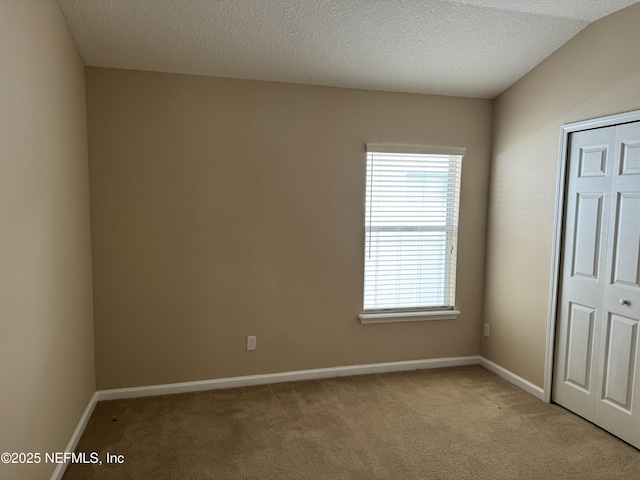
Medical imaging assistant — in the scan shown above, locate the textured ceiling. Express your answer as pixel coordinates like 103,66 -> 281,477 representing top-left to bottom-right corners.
58,0 -> 639,98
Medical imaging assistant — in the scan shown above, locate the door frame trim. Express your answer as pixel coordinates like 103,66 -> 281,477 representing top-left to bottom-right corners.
544,109 -> 640,403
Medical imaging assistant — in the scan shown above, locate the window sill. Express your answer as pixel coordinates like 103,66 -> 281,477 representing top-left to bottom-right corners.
358,309 -> 460,324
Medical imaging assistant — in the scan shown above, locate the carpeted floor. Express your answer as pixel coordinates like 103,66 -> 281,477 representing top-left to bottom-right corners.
62,365 -> 639,479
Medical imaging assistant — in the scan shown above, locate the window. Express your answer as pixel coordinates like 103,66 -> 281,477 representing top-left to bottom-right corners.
359,144 -> 464,324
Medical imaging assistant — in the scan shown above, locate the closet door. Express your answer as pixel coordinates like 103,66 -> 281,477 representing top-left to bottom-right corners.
553,121 -> 640,449
593,122 -> 640,447
553,126 -> 615,420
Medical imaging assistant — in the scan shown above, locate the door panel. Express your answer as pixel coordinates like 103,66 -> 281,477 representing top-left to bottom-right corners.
579,145 -> 609,177
564,302 -> 596,391
621,141 -> 640,176
578,144 -> 609,178
610,193 -> 640,288
572,193 -> 604,279
601,313 -> 637,411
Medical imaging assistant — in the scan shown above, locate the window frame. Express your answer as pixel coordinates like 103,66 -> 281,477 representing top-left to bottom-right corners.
358,144 -> 464,324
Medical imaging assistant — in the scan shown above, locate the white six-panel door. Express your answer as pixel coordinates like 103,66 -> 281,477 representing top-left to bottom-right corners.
553,121 -> 640,449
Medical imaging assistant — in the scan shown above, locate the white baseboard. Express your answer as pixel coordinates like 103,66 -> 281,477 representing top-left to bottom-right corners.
49,391 -> 99,480
96,356 -> 480,401
52,355 -> 545,480
478,357 -> 545,401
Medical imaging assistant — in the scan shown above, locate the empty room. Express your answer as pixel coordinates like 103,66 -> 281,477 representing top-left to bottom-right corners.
2,1 -> 640,479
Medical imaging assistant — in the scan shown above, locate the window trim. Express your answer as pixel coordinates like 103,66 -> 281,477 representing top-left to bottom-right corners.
365,143 -> 466,156
359,143 -> 465,324
359,308 -> 461,324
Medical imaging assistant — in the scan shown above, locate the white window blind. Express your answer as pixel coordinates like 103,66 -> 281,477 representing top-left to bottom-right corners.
363,144 -> 464,312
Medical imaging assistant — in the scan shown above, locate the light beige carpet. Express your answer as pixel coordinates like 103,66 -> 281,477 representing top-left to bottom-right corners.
63,366 -> 639,479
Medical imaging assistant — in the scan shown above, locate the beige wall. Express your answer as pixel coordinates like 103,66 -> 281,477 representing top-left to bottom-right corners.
0,1 -> 95,480
483,2 -> 640,387
86,68 -> 493,389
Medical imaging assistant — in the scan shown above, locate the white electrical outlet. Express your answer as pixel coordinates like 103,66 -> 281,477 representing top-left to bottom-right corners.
246,335 -> 256,351
483,323 -> 490,338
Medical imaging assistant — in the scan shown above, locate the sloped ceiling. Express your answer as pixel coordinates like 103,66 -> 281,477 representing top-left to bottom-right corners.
58,0 -> 639,98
